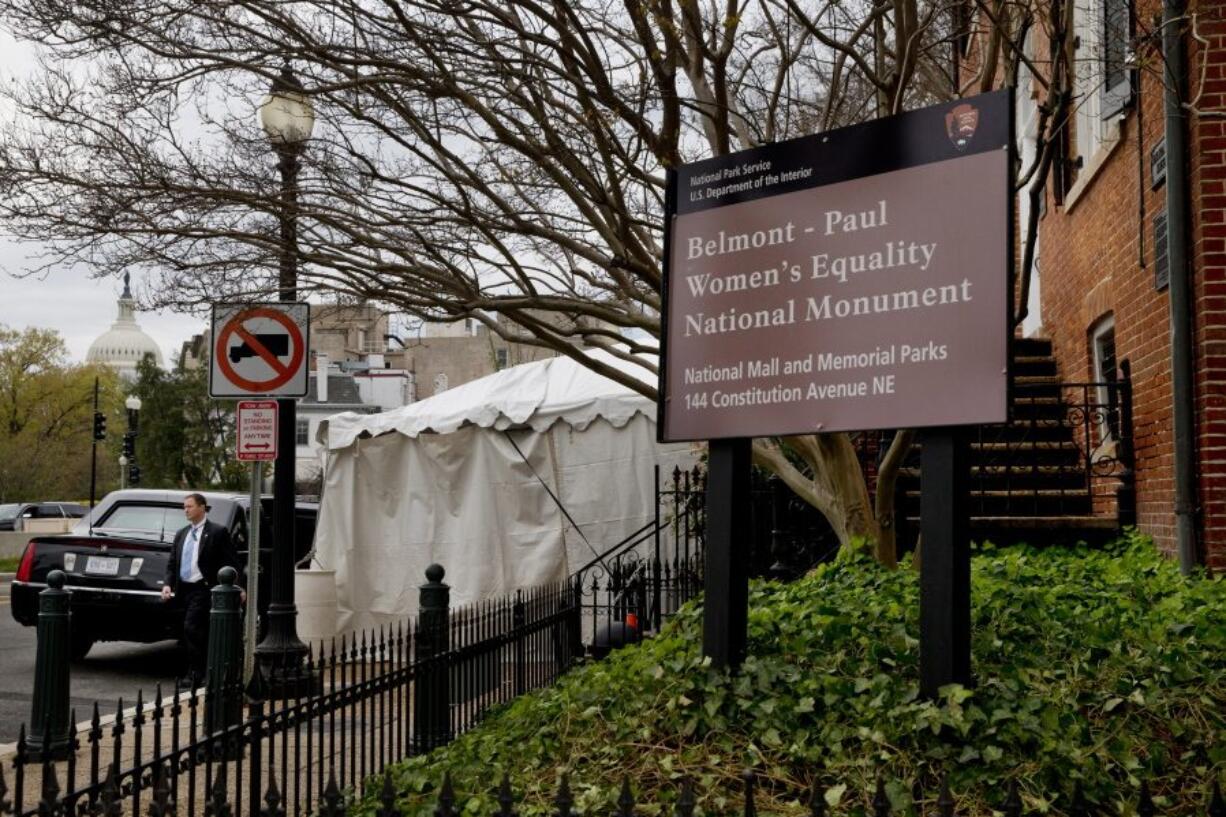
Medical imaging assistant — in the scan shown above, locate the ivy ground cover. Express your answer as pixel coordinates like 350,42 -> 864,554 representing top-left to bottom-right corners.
370,536 -> 1225,815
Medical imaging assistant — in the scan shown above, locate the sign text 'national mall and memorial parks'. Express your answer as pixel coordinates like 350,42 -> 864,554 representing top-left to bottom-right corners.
659,90 -> 1012,442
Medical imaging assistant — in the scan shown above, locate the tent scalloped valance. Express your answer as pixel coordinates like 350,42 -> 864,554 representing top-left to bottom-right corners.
317,351 -> 656,451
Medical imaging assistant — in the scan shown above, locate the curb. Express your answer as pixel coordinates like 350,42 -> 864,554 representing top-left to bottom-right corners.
0,687 -> 199,764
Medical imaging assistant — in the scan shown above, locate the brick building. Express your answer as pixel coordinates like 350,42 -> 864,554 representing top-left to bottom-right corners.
383,316 -> 557,399
1008,1 -> 1224,569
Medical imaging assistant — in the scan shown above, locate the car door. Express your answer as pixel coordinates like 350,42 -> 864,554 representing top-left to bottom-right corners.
14,504 -> 38,532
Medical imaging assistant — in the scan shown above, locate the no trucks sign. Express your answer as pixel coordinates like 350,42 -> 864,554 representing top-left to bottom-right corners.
659,91 -> 1012,442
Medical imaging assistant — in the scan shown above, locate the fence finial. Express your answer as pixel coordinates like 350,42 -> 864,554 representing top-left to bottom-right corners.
497,775 -> 517,817
807,779 -> 826,817
261,769 -> 284,817
246,662 -> 268,702
149,763 -> 175,817
936,775 -> 954,817
319,774 -> 344,817
616,778 -> 635,817
1002,780 -> 1021,817
37,759 -> 59,817
206,765 -> 231,817
1068,782 -> 1086,817
100,765 -> 122,817
1136,781 -> 1154,817
676,779 -> 696,817
1209,781 -> 1225,817
554,774 -> 573,817
873,776 -> 890,817
434,773 -> 455,817
378,772 -> 399,817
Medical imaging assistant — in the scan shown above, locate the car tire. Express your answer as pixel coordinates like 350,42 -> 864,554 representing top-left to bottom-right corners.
70,631 -> 96,661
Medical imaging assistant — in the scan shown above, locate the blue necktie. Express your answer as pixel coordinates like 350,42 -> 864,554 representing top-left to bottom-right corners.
180,527 -> 199,582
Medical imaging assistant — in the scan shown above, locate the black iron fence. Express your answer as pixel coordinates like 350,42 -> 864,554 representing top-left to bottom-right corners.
572,466 -> 706,649
570,461 -> 842,648
2,568 -> 584,817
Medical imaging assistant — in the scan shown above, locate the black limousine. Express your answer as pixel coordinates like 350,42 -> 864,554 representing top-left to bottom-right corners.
9,489 -> 317,659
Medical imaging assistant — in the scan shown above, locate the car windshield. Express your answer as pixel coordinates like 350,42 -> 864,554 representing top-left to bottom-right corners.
93,506 -> 185,541
0,504 -> 19,521
72,500 -> 232,540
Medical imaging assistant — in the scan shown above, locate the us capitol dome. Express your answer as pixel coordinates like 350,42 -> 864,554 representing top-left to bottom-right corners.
86,273 -> 165,379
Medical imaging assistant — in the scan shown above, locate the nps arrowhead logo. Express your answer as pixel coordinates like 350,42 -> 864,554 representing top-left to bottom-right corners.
945,103 -> 980,151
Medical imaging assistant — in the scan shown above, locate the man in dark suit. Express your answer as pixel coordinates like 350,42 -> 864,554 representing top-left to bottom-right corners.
161,493 -> 241,685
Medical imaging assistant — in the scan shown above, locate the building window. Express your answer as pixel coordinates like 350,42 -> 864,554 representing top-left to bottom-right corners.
296,418 -> 310,446
1071,0 -> 1132,169
433,373 -> 448,395
495,348 -> 509,370
1090,316 -> 1119,444
1101,0 -> 1132,116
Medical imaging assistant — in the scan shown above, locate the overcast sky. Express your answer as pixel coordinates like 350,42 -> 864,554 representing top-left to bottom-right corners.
0,244 -> 204,364
0,28 -> 205,365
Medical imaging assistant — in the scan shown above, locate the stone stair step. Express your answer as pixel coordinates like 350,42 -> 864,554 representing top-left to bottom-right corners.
904,489 -> 1093,499
899,464 -> 1086,476
968,515 -> 1118,528
897,465 -> 1088,489
1011,355 -> 1058,377
888,336 -> 1126,544
1011,337 -> 1054,357
903,514 -> 1117,529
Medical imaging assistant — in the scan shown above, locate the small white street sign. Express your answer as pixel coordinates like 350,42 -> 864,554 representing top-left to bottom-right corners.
236,400 -> 279,462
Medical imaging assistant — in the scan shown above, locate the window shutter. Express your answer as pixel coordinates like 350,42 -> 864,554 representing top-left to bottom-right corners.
1154,210 -> 1170,291
1101,0 -> 1133,119
1053,121 -> 1073,205
1150,138 -> 1167,190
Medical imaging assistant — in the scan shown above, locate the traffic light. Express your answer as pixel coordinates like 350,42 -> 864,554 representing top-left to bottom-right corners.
93,412 -> 107,442
122,432 -> 135,459
128,464 -> 141,487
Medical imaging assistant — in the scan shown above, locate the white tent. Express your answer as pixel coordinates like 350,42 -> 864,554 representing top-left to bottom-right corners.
314,352 -> 696,633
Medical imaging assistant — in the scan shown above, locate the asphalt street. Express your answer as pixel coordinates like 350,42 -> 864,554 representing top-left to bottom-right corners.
0,580 -> 184,745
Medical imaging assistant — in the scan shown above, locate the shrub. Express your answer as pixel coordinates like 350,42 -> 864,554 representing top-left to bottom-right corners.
367,534 -> 1226,815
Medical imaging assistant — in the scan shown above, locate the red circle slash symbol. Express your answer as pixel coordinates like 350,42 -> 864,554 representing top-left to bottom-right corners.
215,308 -> 305,393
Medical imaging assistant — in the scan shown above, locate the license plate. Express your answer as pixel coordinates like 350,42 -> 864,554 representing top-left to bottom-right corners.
85,556 -> 121,576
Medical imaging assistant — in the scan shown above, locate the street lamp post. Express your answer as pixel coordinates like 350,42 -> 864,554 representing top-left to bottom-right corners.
254,64 -> 315,687
125,395 -> 142,487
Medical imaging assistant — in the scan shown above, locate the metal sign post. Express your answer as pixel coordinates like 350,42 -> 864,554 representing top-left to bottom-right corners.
244,462 -> 262,683
236,400 -> 278,682
701,438 -> 752,669
919,428 -> 972,696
